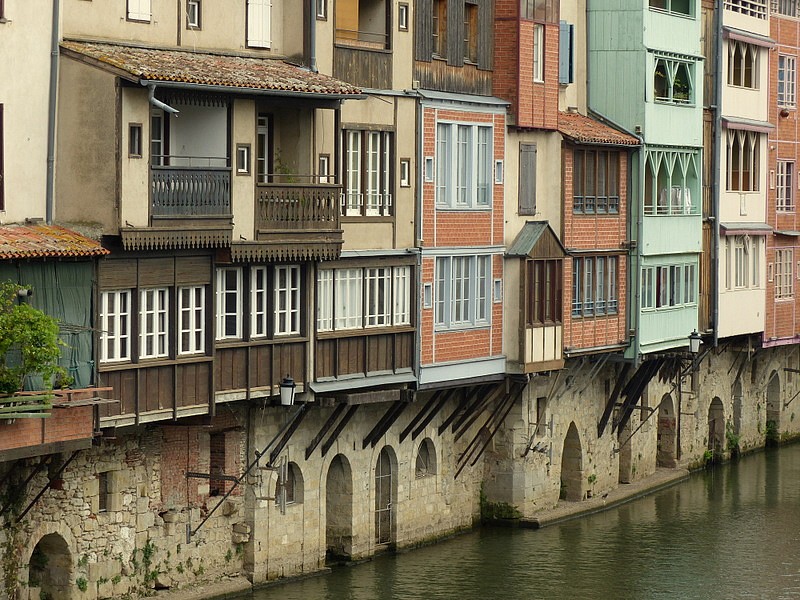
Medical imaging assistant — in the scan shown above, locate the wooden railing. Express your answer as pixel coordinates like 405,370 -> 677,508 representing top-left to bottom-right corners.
151,167 -> 231,217
256,183 -> 342,231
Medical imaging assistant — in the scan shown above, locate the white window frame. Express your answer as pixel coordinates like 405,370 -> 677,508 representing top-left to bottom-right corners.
734,236 -> 749,289
727,40 -> 757,89
726,129 -> 760,192
777,160 -> 795,212
274,265 -> 301,336
251,266 -> 269,338
343,129 -> 392,216
776,248 -> 794,299
139,288 -> 169,359
393,266 -> 411,326
187,0 -> 201,28
365,267 -> 391,327
533,24 -> 544,83
317,269 -> 334,332
434,255 -> 491,329
179,286 -> 206,355
100,290 -> 131,363
779,54 -> 797,109
642,262 -> 697,311
653,56 -> 694,105
435,122 -> 493,209
216,268 -> 242,340
335,268 -> 363,330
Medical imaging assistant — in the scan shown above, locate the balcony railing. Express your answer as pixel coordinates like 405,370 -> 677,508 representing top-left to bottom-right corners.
151,166 -> 231,217
256,182 -> 342,231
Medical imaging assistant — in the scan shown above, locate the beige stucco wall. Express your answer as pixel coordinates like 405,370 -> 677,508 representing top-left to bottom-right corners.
503,258 -> 523,368
0,0 -> 53,223
559,0 -> 587,114
392,1 -> 414,91
232,99 -> 256,240
55,58 -> 119,231
722,9 -> 770,38
718,133 -> 768,224
721,41 -> 769,123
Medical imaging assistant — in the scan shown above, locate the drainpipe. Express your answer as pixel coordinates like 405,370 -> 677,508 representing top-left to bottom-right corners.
308,0 -> 318,73
413,95 -> 423,390
711,0 -> 723,348
145,83 -> 180,115
45,0 -> 60,225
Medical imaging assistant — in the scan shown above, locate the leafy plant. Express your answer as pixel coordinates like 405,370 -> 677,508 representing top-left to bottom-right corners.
587,473 -> 597,485
725,422 -> 741,459
76,576 -> 88,592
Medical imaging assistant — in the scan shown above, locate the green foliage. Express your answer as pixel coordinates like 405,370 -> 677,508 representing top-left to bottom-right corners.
0,283 -> 65,393
224,549 -> 232,563
587,473 -> 597,485
479,483 -> 522,522
77,554 -> 88,568
725,421 -> 741,459
76,576 -> 88,592
766,420 -> 779,447
235,543 -> 244,556
111,575 -> 121,585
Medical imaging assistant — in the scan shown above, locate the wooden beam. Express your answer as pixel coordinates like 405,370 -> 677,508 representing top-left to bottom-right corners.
363,401 -> 407,449
269,403 -> 309,464
305,404 -> 347,460
597,362 -> 632,438
454,383 -> 506,442
411,389 -> 453,441
437,387 -> 470,436
399,390 -> 442,443
321,405 -> 359,457
16,451 -> 79,523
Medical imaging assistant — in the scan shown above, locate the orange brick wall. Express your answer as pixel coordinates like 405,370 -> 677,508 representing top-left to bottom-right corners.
0,405 -> 93,453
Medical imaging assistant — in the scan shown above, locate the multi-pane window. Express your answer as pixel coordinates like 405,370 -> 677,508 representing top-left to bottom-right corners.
779,55 -> 796,108
728,235 -> 760,289
654,57 -> 694,104
435,256 -> 491,329
775,249 -> 794,299
100,291 -> 131,363
644,148 -> 699,215
533,24 -> 544,83
521,0 -> 558,20
724,0 -> 767,18
573,150 -> 620,214
776,0 -> 798,17
186,0 -> 201,28
649,0 -> 693,16
317,265 -> 412,332
526,259 -> 563,325
777,161 -> 794,212
726,129 -> 760,192
178,286 -> 206,355
432,0 -> 447,57
436,123 -> 493,209
728,41 -> 757,89
256,114 -> 270,183
572,257 -> 619,317
464,3 -> 478,63
274,266 -> 301,336
343,130 -> 393,216
216,268 -> 242,340
251,266 -> 269,337
140,288 -> 168,359
641,263 -> 697,310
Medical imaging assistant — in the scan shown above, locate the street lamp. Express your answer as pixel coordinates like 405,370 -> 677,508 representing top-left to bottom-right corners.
688,330 -> 702,355
279,375 -> 296,406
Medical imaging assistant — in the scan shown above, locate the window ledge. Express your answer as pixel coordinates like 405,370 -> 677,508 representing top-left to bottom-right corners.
434,323 -> 491,333
317,326 -> 415,340
435,206 -> 493,212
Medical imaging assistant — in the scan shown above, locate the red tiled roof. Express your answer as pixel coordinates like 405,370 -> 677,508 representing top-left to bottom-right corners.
558,112 -> 640,146
0,225 -> 109,260
60,40 -> 363,97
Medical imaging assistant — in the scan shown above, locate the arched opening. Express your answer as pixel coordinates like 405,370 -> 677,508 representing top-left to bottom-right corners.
708,397 -> 725,458
766,370 -> 781,445
325,454 -> 353,561
657,394 -> 677,468
617,417 -> 633,484
732,379 -> 743,436
29,533 -> 73,600
560,422 -> 583,501
375,446 -> 397,545
275,462 -> 304,506
415,438 -> 437,478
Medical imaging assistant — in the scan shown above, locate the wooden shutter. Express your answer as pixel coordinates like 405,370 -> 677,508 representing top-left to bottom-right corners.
477,0 -> 493,70
247,0 -> 272,48
519,144 -> 537,215
416,0 -> 433,61
559,21 -> 574,84
127,0 -> 151,21
447,0 -> 465,66
0,104 -> 4,212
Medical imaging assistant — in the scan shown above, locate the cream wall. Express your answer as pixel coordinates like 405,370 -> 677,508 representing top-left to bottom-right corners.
55,58 -> 119,231
232,99 -> 256,241
119,88 -> 152,229
63,0 -> 292,57
503,259 -> 523,368
718,236 -> 765,338
559,0 -> 587,114
722,10 -> 770,38
718,132 -> 768,224
721,42 -> 769,123
392,1 -> 414,91
0,0 -> 53,223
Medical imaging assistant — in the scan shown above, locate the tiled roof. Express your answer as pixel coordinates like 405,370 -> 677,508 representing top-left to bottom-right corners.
558,112 -> 640,146
60,40 -> 363,98
0,225 -> 109,260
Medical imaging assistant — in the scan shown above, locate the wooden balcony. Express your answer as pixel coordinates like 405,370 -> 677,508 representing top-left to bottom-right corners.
235,182 -> 343,262
333,39 -> 391,89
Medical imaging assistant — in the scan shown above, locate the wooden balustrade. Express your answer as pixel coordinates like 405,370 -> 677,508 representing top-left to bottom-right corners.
151,167 -> 231,217
256,183 -> 342,231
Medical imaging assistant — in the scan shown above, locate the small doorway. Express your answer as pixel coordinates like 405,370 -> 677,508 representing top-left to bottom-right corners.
560,422 -> 583,501
29,533 -> 73,600
374,446 -> 397,545
766,371 -> 781,445
657,394 -> 677,468
708,397 -> 725,458
325,454 -> 353,561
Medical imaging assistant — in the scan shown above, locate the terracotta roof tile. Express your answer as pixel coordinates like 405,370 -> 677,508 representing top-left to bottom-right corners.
558,112 -> 640,146
60,40 -> 363,97
0,225 -> 109,260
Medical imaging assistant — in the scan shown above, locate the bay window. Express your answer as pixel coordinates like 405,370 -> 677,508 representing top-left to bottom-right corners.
572,256 -> 619,317
436,122 -> 493,209
435,256 -> 491,328
344,130 -> 393,216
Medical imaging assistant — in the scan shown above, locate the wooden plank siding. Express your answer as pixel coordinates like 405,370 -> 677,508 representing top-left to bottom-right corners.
316,331 -> 414,380
215,343 -> 306,394
333,46 -> 391,89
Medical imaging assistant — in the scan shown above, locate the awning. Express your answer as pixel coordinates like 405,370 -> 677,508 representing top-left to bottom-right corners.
558,111 -> 640,147
60,40 -> 364,100
722,116 -> 774,134
506,221 -> 566,259
722,26 -> 775,49
720,222 -> 772,236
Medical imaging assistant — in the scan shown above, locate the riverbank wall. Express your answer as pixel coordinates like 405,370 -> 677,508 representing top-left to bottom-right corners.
2,344 -> 799,599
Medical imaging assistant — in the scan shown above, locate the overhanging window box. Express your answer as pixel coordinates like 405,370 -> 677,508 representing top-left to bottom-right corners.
435,122 -> 493,210
434,255 -> 491,330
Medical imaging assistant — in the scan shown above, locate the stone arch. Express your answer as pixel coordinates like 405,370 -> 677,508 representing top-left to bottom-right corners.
374,445 -> 398,545
415,438 -> 437,478
560,422 -> 583,502
275,461 -> 304,505
325,454 -> 353,561
732,379 -> 743,436
708,397 -> 725,456
766,370 -> 781,444
657,393 -> 677,468
28,532 -> 74,599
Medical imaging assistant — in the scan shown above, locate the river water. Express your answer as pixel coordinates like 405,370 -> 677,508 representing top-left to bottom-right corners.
248,445 -> 800,600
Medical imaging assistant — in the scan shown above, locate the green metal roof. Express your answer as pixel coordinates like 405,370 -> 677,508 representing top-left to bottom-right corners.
506,221 -> 566,258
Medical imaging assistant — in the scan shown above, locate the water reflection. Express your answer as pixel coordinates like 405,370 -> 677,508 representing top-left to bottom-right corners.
247,446 -> 800,600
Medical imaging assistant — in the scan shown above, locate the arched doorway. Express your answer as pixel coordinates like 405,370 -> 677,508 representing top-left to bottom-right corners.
325,454 -> 353,561
732,379 -> 743,436
766,371 -> 781,445
657,394 -> 677,468
29,533 -> 73,599
708,397 -> 725,457
561,423 -> 583,501
618,418 -> 633,484
374,446 -> 397,545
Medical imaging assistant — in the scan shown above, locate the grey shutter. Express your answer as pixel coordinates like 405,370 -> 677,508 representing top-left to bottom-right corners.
416,0 -> 433,61
519,144 -> 537,215
477,0 -> 493,70
448,0 -> 465,66
559,21 -> 574,84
